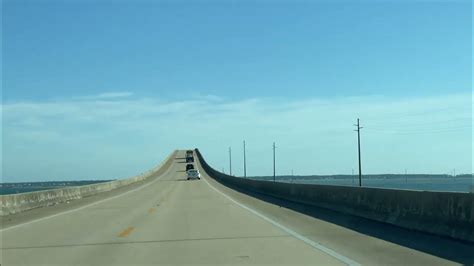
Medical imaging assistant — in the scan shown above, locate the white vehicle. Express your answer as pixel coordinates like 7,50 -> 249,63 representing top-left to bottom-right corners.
186,169 -> 201,180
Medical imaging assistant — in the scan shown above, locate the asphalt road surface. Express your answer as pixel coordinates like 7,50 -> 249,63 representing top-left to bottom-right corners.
1,150 -> 471,265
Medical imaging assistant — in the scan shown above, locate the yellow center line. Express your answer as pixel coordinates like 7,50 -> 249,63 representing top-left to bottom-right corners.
148,208 -> 157,214
118,226 -> 134,237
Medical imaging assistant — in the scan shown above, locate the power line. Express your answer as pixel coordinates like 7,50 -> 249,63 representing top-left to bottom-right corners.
367,117 -> 470,128
363,105 -> 469,122
364,125 -> 471,135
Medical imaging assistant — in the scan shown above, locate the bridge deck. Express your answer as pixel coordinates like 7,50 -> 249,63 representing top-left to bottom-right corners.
0,150 -> 466,265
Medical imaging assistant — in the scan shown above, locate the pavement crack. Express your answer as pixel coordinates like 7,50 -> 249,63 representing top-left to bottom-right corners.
2,235 -> 291,250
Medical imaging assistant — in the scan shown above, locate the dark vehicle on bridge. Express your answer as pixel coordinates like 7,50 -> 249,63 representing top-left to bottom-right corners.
186,164 -> 194,171
186,154 -> 194,163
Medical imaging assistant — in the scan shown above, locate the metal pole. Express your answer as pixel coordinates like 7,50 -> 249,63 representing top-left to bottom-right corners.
229,147 -> 232,176
273,142 -> 276,182
243,140 -> 247,178
355,118 -> 362,187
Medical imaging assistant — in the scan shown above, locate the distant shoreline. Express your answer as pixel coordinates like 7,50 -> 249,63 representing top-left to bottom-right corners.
1,174 -> 472,195
251,174 -> 473,180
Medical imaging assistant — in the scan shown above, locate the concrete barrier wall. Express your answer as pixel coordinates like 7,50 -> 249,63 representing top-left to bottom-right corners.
195,149 -> 474,243
0,150 -> 177,216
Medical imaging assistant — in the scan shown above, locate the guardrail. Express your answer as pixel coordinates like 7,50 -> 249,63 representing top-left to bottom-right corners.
0,150 -> 177,216
195,149 -> 474,243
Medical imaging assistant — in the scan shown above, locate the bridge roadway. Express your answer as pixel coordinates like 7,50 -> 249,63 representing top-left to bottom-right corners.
0,150 -> 469,265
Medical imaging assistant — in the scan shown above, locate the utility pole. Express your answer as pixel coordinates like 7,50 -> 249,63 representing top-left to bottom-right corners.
354,118 -> 363,187
229,147 -> 232,176
243,140 -> 247,178
273,142 -> 276,182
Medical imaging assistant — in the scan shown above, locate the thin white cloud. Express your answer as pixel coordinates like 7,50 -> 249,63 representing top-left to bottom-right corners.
192,94 -> 224,102
96,92 -> 133,98
75,91 -> 134,100
2,92 -> 472,181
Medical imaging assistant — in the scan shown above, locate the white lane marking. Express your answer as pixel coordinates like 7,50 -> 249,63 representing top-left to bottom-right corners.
202,177 -> 361,266
0,157 -> 177,233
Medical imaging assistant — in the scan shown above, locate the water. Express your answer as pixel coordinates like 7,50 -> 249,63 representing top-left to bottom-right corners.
0,180 -> 113,195
251,175 -> 474,193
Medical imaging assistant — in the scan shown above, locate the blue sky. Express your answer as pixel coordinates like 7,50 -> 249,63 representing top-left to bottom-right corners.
2,0 -> 472,182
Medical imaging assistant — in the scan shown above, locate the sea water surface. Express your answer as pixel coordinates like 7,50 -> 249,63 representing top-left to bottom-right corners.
0,180 -> 113,195
253,175 -> 473,193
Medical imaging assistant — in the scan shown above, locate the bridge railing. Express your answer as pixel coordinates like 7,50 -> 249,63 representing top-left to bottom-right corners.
195,148 -> 474,243
0,150 -> 177,216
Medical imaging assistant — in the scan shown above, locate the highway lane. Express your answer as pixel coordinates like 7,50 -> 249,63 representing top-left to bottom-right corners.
1,151 -> 347,265
196,158 -> 471,265
2,149 -> 470,265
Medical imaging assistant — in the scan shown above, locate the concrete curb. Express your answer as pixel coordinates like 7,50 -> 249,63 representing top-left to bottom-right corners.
0,151 -> 177,216
195,149 -> 474,243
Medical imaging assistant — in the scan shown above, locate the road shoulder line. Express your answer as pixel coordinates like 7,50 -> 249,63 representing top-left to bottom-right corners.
202,177 -> 361,266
